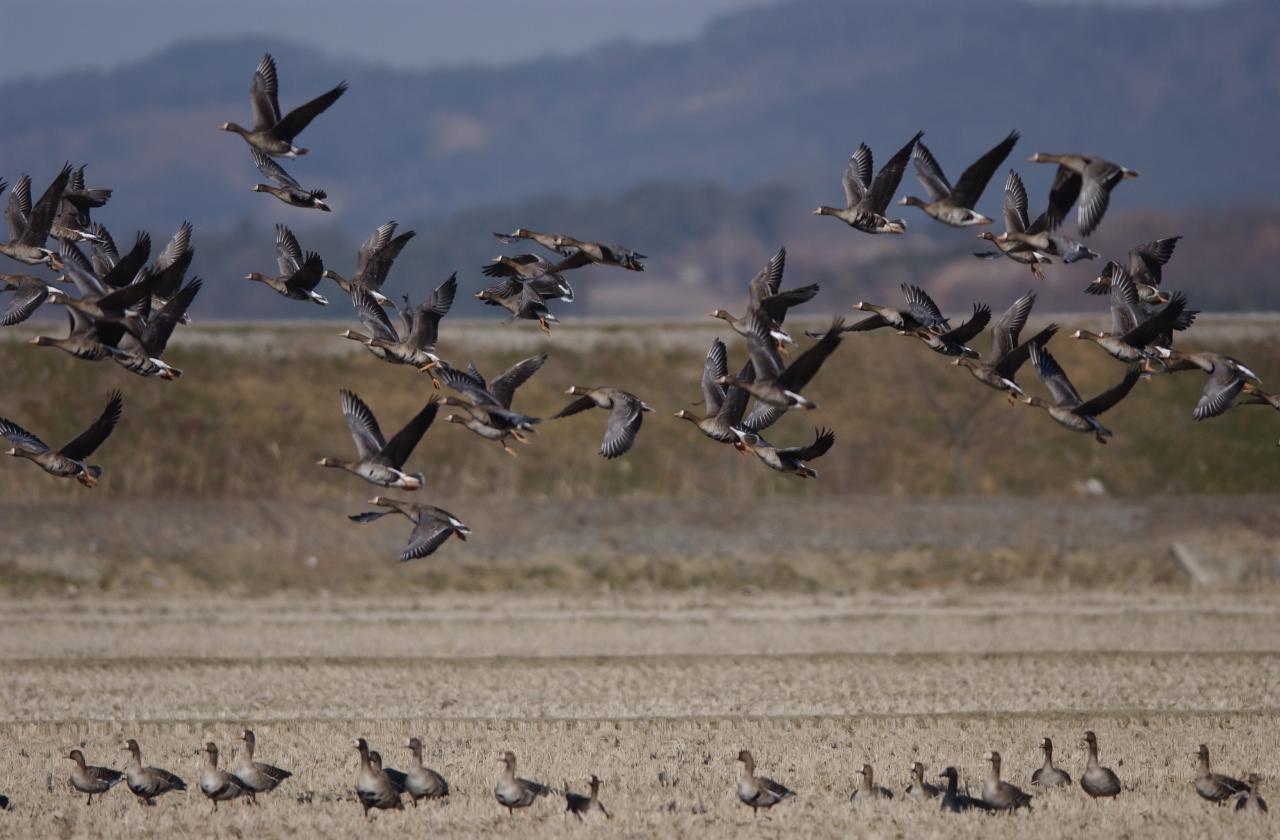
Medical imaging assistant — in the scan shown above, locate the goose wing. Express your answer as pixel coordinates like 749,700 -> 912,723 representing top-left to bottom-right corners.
0,416 -> 50,454
1129,236 -> 1180,284
142,277 -> 201,355
1029,342 -> 1082,408
490,353 -> 547,408
1108,265 -> 1143,335
747,246 -> 786,302
777,317 -> 844,391
993,323 -> 1058,379
409,273 -> 457,348
1002,170 -> 1030,234
1043,165 -> 1082,231
743,313 -> 785,381
1193,364 -> 1246,421
355,222 -> 397,279
780,427 -> 835,462
990,291 -> 1035,363
402,514 -> 455,561
250,54 -> 282,130
252,149 -> 300,189
339,389 -> 386,459
938,303 -> 992,347
553,395 -> 598,420
376,398 -> 438,469
842,145 -> 872,208
275,224 -> 303,276
910,141 -> 952,202
758,283 -> 818,325
285,252 -> 325,293
5,175 -> 30,240
1121,291 -> 1191,348
601,393 -> 645,458
438,364 -> 499,407
1075,365 -> 1141,417
865,130 -> 922,213
1,278 -> 49,326
19,164 -> 72,246
99,231 -> 151,290
272,81 -> 348,143
58,389 -> 123,460
701,338 -> 728,416
1077,160 -> 1122,236
949,130 -> 1019,208
901,284 -> 949,330
352,286 -> 398,342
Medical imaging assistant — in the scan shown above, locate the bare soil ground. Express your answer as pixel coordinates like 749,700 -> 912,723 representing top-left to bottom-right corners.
0,592 -> 1276,838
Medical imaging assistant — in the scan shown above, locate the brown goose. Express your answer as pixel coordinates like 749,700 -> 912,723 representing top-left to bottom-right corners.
1031,737 -> 1072,789
1073,273 -> 1194,363
717,315 -> 843,410
250,150 -> 330,211
819,283 -> 953,337
220,53 -> 347,157
344,277 -> 456,372
954,291 -> 1058,402
975,170 -> 1053,279
1098,264 -> 1197,353
52,165 -> 111,244
910,303 -> 991,359
850,764 -> 894,803
675,340 -> 761,442
105,277 -> 202,381
732,427 -> 833,478
199,742 -> 248,811
1,164 -> 71,267
1085,237 -> 1181,300
1023,343 -> 1140,443
493,229 -> 644,272
323,221 -> 415,307
495,751 -> 550,815
900,131 -> 1019,227
2,390 -> 122,487
68,749 -> 124,804
1158,351 -> 1262,421
1031,152 -> 1139,236
1080,731 -> 1121,799
317,391 -> 438,489
1,273 -> 59,326
1195,744 -> 1249,804
403,737 -> 449,805
352,738 -> 403,817
437,355 -> 545,456
245,225 -> 327,305
564,775 -> 610,820
709,246 -> 817,348
736,750 -> 794,815
123,739 -> 187,806
483,254 -> 573,302
475,277 -> 559,334
349,497 -> 470,561
813,131 -> 922,233
905,762 -> 941,800
939,767 -> 991,813
1235,774 -> 1267,814
29,308 -> 136,365
233,730 -> 292,802
553,387 -> 653,459
981,751 -> 1032,811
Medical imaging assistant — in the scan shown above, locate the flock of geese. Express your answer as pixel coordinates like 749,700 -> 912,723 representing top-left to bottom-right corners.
24,733 -> 1267,819
2,53 -> 1275,560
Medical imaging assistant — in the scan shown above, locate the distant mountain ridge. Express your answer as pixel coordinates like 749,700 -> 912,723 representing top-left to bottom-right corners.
0,0 -> 1276,234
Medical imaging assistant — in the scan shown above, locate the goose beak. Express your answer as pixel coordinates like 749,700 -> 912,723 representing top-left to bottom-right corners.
810,207 -> 822,215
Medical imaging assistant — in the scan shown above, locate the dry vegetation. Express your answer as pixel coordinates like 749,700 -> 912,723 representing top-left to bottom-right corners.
0,593 -> 1277,838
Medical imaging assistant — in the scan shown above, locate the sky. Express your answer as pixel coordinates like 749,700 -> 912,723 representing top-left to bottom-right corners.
0,0 -> 1224,84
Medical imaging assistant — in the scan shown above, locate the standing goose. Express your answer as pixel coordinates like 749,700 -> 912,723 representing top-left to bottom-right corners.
403,737 -> 449,806
199,743 -> 247,812
317,390 -> 438,490
233,730 -> 292,802
564,775 -> 610,820
813,131 -> 922,233
1031,737 -> 1072,789
350,497 -> 470,561
245,224 -> 327,305
975,170 -> 1054,279
1157,351 -> 1262,421
1194,744 -> 1250,804
717,315 -> 844,410
939,767 -> 991,813
731,426 -> 833,478
323,221 -> 415,306
850,764 -> 894,803
905,762 -> 941,800
1085,236 -> 1181,300
981,751 -> 1032,811
675,339 -> 760,442
1023,343 -> 1141,443
2,164 -> 72,267
2,390 -> 122,487
369,752 -> 407,799
68,749 -> 123,804
495,751 -> 550,815
954,291 -> 1058,402
220,53 -> 347,157
899,131 -> 1019,227
1080,731 -> 1121,799
553,387 -> 653,459
483,254 -> 574,302
735,750 -> 794,815
123,739 -> 186,806
1,273 -> 59,326
351,738 -> 403,817
437,355 -> 545,456
250,150 -> 330,211
1030,152 -> 1139,236
1235,774 -> 1268,814
52,165 -> 111,243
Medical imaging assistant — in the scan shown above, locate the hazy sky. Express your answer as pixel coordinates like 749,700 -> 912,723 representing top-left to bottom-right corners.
1,0 -> 1225,83
0,0 -> 768,83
